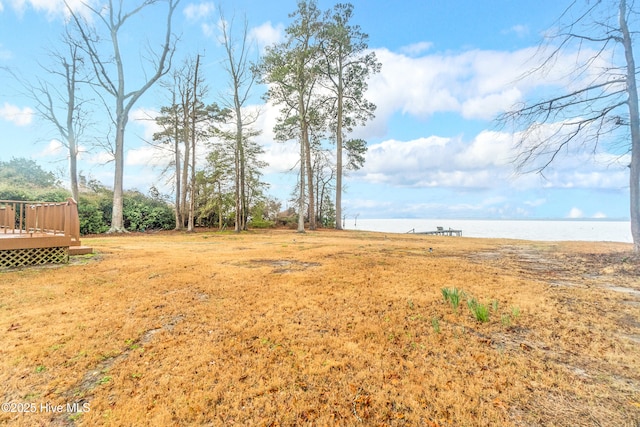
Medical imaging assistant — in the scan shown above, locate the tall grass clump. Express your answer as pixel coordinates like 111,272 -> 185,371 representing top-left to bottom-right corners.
441,287 -> 464,312
431,317 -> 441,334
467,297 -> 490,323
511,306 -> 521,319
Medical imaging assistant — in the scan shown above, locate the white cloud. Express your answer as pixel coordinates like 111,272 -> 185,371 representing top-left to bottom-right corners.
345,198 -> 394,210
249,21 -> 284,52
0,102 -> 33,126
201,22 -> 216,38
39,139 -> 64,157
86,151 -> 113,165
130,107 -> 161,142
524,198 -> 546,207
364,43 -> 612,137
246,99 -> 302,174
126,145 -> 173,168
461,87 -> 522,120
260,140 -> 299,174
354,123 -> 628,193
183,2 -> 215,21
507,153 -> 629,190
399,41 -> 433,56
357,197 -> 518,219
202,17 -> 230,40
567,207 -> 584,218
367,48 -> 461,123
359,132 -> 516,189
453,130 -> 513,169
364,136 -> 451,175
364,47 -> 533,135
183,1 -> 217,37
503,24 -> 529,38
593,212 -> 607,219
7,0 -> 97,20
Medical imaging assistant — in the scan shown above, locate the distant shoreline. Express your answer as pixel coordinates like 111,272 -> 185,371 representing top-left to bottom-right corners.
350,217 -> 631,222
345,218 -> 633,243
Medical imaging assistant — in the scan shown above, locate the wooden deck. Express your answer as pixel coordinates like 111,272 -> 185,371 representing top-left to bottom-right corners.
0,199 -> 92,267
0,230 -> 72,250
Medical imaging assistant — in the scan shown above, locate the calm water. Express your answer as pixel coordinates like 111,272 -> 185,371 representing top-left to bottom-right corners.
344,218 -> 633,243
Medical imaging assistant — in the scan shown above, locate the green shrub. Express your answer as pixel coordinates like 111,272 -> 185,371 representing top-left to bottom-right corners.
248,218 -> 275,229
78,194 -> 110,235
0,186 -> 70,203
78,189 -> 174,234
122,191 -> 174,231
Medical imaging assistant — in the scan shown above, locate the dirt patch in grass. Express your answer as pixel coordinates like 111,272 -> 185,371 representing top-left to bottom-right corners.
227,258 -> 322,274
0,230 -> 638,426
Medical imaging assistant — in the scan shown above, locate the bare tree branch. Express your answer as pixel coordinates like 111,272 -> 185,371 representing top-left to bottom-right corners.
499,0 -> 640,251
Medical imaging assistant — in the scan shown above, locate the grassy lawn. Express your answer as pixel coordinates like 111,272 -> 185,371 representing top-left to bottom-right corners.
0,229 -> 638,426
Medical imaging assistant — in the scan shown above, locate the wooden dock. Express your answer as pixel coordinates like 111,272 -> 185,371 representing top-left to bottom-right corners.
407,226 -> 462,237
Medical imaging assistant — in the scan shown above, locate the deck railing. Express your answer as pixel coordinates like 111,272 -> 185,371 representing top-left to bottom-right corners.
0,198 -> 81,246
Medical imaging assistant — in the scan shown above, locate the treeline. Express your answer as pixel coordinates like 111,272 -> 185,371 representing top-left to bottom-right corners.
149,0 -> 377,233
0,158 -> 286,234
6,1 -> 372,233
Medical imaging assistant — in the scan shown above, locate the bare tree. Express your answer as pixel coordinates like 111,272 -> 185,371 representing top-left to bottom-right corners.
67,0 -> 180,232
500,0 -> 640,252
187,54 -> 202,232
217,9 -> 262,232
4,30 -> 92,202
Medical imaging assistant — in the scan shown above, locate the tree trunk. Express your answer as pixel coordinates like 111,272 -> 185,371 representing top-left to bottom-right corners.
218,181 -> 224,230
620,0 -> 640,252
187,150 -> 195,232
187,55 -> 200,233
69,148 -> 79,203
304,129 -> 315,230
335,80 -> 344,230
174,136 -> 182,230
172,90 -> 182,230
315,161 -> 321,225
181,129 -> 189,228
68,134 -> 79,203
234,100 -> 243,232
110,112 -> 126,232
298,130 -> 306,233
180,89 -> 190,229
318,175 -> 325,226
234,132 -> 241,232
65,58 -> 80,203
240,148 -> 248,230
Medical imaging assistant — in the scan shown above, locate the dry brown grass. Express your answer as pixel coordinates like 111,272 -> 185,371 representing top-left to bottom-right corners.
0,229 -> 638,426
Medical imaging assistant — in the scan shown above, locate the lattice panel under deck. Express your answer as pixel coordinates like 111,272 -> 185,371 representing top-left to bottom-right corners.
0,246 -> 69,268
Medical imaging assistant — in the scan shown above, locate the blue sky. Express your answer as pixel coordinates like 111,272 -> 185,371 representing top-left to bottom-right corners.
0,0 -> 632,220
